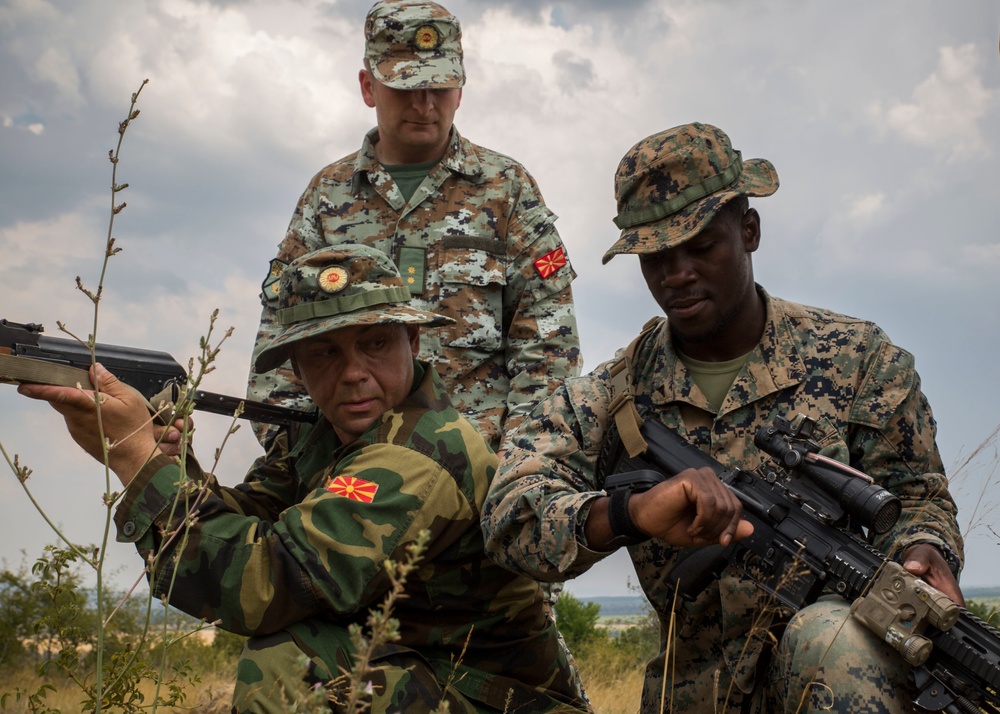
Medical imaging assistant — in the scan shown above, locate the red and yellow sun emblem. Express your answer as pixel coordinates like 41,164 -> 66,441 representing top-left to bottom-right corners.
533,247 -> 567,279
413,24 -> 441,50
318,266 -> 350,293
326,475 -> 379,503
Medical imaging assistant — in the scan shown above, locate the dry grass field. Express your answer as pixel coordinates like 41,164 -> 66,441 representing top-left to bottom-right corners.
0,669 -> 233,714
6,594 -> 994,713
576,656 -> 645,714
1,647 -> 645,714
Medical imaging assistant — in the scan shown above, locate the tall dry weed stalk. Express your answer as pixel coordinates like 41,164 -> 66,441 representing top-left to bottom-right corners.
949,424 -> 1000,544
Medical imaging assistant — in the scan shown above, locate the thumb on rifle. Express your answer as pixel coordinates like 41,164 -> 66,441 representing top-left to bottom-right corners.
90,362 -> 126,397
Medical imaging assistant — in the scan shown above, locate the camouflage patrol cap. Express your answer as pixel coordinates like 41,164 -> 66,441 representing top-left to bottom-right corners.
364,0 -> 465,90
254,245 -> 453,373
603,122 -> 779,264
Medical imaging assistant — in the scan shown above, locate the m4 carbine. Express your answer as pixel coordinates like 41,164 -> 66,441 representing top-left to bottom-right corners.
0,319 -> 315,428
605,414 -> 1000,714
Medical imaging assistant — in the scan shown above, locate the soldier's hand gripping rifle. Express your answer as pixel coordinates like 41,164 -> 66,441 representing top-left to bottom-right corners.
0,319 -> 316,428
605,414 -> 1000,713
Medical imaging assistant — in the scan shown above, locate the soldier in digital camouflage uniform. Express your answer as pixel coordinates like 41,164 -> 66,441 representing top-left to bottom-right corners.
481,123 -> 966,713
247,0 -> 581,453
20,244 -> 588,714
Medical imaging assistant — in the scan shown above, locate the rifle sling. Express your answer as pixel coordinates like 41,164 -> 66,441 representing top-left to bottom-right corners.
608,355 -> 646,458
0,353 -> 168,425
608,317 -> 662,458
0,352 -> 94,390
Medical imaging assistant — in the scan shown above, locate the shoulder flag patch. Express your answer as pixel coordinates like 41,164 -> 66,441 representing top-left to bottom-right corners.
326,475 -> 379,503
533,247 -> 567,279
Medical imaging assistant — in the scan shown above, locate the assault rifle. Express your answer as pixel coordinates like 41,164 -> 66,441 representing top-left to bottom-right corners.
0,319 -> 316,428
605,414 -> 1000,713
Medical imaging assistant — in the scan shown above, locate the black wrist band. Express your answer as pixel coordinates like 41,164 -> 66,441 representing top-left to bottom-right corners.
607,488 -> 649,547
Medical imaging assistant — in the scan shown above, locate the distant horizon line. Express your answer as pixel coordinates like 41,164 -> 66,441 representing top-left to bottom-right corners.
570,585 -> 1000,602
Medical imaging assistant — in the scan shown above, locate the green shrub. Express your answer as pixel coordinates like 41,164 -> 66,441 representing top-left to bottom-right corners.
965,599 -> 999,625
211,629 -> 247,663
554,591 -> 606,652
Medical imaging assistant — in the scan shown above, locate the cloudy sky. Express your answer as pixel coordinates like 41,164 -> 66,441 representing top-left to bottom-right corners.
1,0 -> 998,600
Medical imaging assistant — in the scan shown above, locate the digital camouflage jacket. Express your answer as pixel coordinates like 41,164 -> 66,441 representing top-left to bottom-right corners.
483,289 -> 964,713
115,362 -> 583,712
248,126 -> 581,450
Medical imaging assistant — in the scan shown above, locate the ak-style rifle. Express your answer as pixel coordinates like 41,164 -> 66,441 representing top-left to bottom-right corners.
605,414 -> 1000,713
0,319 -> 315,427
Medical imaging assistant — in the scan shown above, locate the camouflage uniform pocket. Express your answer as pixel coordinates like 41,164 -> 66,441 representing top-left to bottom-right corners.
850,341 -> 917,432
435,246 -> 505,352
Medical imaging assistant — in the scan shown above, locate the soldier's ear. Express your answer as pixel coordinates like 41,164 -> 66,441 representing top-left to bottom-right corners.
742,208 -> 761,253
289,353 -> 302,379
359,69 -> 377,108
407,325 -> 421,357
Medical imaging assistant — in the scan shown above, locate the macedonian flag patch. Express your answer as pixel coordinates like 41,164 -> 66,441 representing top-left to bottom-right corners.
326,475 -> 379,503
533,247 -> 567,279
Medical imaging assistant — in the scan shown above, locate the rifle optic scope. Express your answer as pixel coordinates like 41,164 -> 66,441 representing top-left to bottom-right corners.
754,425 -> 901,534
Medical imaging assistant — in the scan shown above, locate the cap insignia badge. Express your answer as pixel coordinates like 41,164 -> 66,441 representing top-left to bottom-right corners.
413,24 -> 441,50
318,266 -> 350,293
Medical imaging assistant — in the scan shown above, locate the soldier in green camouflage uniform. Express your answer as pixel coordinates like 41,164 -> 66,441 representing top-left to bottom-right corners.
20,244 -> 588,713
482,123 -> 966,713
247,0 -> 581,452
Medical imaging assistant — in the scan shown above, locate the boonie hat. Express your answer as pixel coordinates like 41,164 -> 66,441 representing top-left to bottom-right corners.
603,122 -> 779,264
254,244 -> 453,373
364,0 -> 465,90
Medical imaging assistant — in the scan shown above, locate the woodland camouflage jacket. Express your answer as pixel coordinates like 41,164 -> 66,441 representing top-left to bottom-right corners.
483,288 -> 964,712
115,362 -> 582,710
248,126 -> 581,450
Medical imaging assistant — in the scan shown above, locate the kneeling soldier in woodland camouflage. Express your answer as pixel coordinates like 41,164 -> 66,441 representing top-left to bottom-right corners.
20,244 -> 588,714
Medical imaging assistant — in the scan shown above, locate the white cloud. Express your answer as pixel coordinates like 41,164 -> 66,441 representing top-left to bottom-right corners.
0,115 -> 45,134
810,187 -> 998,288
0,212 -> 103,266
34,46 -> 83,104
0,114 -> 45,136
961,240 -> 1000,270
877,44 -> 996,162
101,0 -> 366,158
0,212 -> 108,329
846,192 -> 887,222
811,191 -> 894,271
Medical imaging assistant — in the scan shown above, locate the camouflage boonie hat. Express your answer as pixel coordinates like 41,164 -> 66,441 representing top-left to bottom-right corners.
603,122 -> 779,264
364,0 -> 465,90
254,245 -> 453,373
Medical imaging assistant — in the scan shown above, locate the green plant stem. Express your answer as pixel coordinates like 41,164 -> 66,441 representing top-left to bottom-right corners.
84,77 -> 148,714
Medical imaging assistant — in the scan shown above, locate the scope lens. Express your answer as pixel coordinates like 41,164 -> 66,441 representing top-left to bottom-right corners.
834,473 -> 901,534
